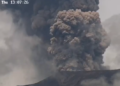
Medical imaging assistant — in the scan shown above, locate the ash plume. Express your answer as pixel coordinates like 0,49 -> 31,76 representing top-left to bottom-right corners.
1,0 -> 110,71
2,0 -> 99,42
48,9 -> 110,71
28,0 -> 108,71
31,0 -> 99,42
31,0 -> 99,29
0,0 -> 113,85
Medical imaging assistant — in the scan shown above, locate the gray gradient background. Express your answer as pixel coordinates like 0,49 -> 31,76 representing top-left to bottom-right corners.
99,0 -> 120,21
99,0 -> 120,69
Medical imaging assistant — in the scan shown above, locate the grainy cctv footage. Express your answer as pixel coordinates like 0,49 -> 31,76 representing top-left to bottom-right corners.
0,0 -> 120,86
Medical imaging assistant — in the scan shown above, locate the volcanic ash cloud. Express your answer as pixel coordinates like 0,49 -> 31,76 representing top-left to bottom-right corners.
48,9 -> 110,71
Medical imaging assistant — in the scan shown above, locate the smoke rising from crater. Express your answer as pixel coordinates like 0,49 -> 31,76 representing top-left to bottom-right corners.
48,9 -> 110,71
28,0 -> 109,71
0,0 -> 116,85
0,10 -> 55,86
0,0 -> 110,73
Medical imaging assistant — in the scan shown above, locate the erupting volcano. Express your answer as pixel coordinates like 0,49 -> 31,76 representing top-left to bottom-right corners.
0,0 -> 119,86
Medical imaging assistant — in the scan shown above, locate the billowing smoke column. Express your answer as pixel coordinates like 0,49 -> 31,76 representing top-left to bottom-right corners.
32,0 -> 99,30
2,0 -> 110,72
30,0 -> 110,71
31,0 -> 100,41
48,9 -> 110,71
1,0 -> 100,42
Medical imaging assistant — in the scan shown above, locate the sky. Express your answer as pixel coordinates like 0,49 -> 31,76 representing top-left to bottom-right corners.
98,0 -> 120,69
98,0 -> 120,22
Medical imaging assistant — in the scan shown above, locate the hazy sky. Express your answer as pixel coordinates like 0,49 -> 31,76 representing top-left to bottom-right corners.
98,0 -> 120,21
